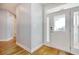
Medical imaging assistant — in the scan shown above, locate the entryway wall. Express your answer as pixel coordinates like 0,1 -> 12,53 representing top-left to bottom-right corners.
16,3 -> 43,53
44,3 -> 79,54
44,3 -> 79,44
0,3 -> 17,41
0,3 -> 44,53
0,10 -> 15,41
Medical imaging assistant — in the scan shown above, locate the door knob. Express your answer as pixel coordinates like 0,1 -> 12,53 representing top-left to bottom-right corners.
50,27 -> 53,30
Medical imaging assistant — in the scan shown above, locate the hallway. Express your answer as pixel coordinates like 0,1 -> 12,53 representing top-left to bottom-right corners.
0,3 -> 79,55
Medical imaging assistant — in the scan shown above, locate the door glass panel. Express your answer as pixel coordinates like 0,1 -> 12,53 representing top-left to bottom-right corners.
47,17 -> 50,42
54,14 -> 65,31
73,12 -> 79,49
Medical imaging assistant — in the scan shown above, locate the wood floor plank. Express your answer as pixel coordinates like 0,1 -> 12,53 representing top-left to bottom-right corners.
0,38 -> 72,55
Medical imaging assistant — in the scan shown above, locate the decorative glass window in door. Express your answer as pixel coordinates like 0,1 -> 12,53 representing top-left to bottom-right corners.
54,14 -> 65,31
73,12 -> 79,49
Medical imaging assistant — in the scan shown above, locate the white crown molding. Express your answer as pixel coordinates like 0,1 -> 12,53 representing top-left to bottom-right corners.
45,3 -> 79,15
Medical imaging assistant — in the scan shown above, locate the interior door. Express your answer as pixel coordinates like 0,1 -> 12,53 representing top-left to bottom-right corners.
49,9 -> 71,52
71,6 -> 79,54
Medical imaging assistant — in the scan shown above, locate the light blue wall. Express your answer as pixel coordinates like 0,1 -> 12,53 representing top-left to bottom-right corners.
31,3 -> 43,51
16,3 -> 43,52
0,10 -> 14,40
16,4 -> 31,52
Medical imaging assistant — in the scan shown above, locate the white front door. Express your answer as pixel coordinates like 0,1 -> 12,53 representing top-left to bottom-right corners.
49,9 -> 71,52
71,6 -> 79,54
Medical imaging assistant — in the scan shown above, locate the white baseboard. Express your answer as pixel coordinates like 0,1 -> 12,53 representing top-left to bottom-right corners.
16,42 -> 31,53
16,42 -> 43,53
31,44 -> 43,53
0,37 -> 13,41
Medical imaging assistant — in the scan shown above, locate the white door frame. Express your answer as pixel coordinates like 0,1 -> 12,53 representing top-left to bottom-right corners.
46,9 -> 71,52
71,6 -> 79,54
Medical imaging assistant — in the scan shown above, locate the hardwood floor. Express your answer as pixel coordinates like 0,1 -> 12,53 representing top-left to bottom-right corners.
32,45 -> 59,55
32,45 -> 72,55
0,38 -> 30,55
0,38 -> 72,55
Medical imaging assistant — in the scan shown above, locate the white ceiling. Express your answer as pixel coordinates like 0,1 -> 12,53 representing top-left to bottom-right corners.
0,3 -> 19,14
43,3 -> 66,10
0,3 -> 66,15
